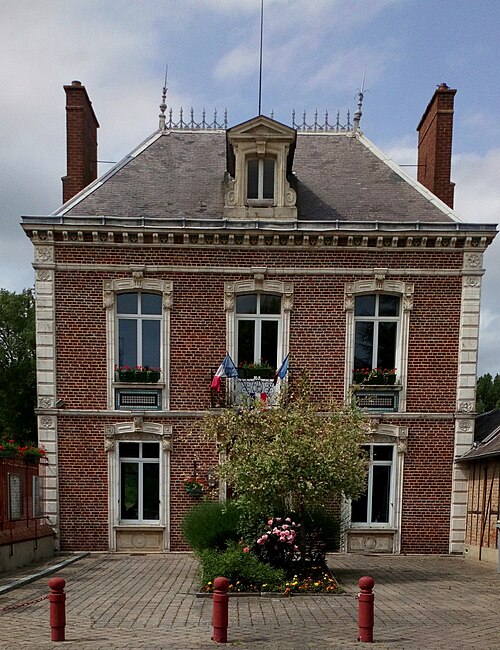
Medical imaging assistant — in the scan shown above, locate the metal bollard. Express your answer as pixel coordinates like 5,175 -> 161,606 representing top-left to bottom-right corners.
357,576 -> 375,643
212,576 -> 230,643
48,577 -> 66,642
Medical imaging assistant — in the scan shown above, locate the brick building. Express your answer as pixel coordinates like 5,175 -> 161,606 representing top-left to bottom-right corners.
21,81 -> 496,554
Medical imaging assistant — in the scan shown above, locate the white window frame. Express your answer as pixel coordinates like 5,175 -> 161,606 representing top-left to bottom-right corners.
103,277 -> 173,411
353,294 -> 401,373
351,444 -> 395,528
224,278 -> 293,369
235,293 -> 282,367
119,440 -> 161,525
116,291 -> 163,369
246,157 -> 276,206
344,276 -> 414,411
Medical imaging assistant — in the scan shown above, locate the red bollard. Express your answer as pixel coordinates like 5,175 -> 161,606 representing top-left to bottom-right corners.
48,577 -> 66,642
212,576 -> 230,643
357,576 -> 375,643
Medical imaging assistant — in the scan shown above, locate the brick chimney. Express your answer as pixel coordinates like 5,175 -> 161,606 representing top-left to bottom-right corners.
61,81 -> 99,203
416,83 -> 456,209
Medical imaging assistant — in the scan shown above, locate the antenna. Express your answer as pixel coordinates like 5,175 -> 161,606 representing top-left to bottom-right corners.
159,64 -> 168,131
258,0 -> 264,115
353,65 -> 367,133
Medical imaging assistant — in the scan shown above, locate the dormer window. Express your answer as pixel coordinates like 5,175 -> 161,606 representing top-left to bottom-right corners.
247,157 -> 275,205
224,115 -> 297,220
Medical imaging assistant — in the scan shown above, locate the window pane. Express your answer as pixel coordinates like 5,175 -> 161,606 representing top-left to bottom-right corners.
120,442 -> 140,458
351,491 -> 368,523
377,322 -> 397,369
379,295 -> 400,317
355,295 -> 375,316
121,463 -> 138,519
117,293 -> 138,315
263,159 -> 275,199
236,294 -> 257,314
371,465 -> 391,523
354,322 -> 374,368
260,321 -> 278,368
372,445 -> 393,461
260,294 -> 281,314
142,443 -> 160,458
143,463 -> 160,520
142,320 -> 161,368
141,293 -> 162,315
247,159 -> 258,199
118,319 -> 137,367
237,320 -> 255,364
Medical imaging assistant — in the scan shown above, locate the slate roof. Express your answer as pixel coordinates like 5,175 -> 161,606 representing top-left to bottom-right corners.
459,409 -> 500,461
58,125 -> 459,224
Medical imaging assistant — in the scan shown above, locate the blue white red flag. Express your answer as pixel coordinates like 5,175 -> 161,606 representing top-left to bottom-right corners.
274,354 -> 289,385
211,353 -> 238,392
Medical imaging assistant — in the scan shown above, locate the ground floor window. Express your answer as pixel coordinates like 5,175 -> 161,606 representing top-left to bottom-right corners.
119,441 -> 160,523
351,444 -> 394,525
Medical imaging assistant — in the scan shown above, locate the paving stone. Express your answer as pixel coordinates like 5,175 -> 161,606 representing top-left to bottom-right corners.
0,552 -> 499,649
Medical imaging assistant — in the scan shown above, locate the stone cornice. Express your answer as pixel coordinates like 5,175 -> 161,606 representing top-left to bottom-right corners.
22,221 -> 496,252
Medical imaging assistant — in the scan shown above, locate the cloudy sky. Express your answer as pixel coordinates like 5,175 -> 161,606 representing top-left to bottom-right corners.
1,0 -> 499,374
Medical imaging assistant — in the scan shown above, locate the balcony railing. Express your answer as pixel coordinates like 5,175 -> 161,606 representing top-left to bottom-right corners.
210,369 -> 297,408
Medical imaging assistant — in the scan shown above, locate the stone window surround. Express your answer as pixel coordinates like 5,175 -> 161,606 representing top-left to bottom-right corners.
224,274 -> 293,372
343,422 -> 408,554
104,419 -> 172,551
344,273 -> 414,412
103,273 -> 173,411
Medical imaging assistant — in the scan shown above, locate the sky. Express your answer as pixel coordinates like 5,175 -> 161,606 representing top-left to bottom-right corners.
1,0 -> 500,374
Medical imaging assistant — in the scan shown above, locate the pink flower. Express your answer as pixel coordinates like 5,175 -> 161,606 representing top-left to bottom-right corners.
268,519 -> 273,525
261,534 -> 268,542
257,537 -> 264,545
243,547 -> 249,553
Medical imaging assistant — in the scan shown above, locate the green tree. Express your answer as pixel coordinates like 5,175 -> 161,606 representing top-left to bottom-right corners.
201,383 -> 368,518
0,288 -> 36,443
476,373 -> 500,414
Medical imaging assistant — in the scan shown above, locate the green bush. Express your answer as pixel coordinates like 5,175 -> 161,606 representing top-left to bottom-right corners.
181,500 -> 240,552
198,543 -> 286,591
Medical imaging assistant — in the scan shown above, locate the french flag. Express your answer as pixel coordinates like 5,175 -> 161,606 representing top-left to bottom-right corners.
274,354 -> 289,385
211,353 -> 238,392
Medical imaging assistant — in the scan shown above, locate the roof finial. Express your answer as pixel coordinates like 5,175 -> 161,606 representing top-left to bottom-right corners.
159,65 -> 168,131
353,65 -> 366,133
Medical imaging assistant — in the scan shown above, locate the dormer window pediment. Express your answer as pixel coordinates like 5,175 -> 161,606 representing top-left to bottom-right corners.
224,116 -> 297,220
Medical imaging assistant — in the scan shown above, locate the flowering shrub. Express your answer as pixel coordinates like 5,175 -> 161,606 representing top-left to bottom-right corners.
283,571 -> 340,595
254,516 -> 301,571
0,436 -> 46,461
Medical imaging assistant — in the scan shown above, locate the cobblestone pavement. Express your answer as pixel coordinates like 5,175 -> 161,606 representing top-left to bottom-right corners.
0,552 -> 499,649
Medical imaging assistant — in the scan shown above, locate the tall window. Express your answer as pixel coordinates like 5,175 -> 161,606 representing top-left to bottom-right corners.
117,292 -> 162,368
247,158 -> 275,204
351,444 -> 394,525
236,293 -> 281,369
354,294 -> 400,371
119,441 -> 160,522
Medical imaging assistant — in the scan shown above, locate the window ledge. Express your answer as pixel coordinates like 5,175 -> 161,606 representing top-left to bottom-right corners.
114,381 -> 165,387
351,383 -> 403,391
348,526 -> 397,532
114,524 -> 165,530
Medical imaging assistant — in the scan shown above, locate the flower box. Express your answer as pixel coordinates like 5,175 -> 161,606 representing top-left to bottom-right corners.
117,369 -> 161,383
184,480 -> 204,496
352,369 -> 397,385
238,367 -> 274,379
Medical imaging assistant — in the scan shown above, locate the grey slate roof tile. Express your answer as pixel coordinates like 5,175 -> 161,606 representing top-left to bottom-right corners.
64,128 -> 454,223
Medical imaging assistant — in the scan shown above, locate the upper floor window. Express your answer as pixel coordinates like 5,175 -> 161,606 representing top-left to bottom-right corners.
117,292 -> 162,369
354,294 -> 400,371
236,293 -> 281,369
247,158 -> 275,205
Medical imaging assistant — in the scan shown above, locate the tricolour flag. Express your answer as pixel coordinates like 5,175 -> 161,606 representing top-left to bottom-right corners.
211,353 -> 238,392
274,354 -> 289,385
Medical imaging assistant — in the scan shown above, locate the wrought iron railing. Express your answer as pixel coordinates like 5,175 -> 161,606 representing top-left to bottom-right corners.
210,369 -> 297,408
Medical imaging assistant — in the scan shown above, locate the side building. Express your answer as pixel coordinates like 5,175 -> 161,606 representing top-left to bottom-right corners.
22,81 -> 497,554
